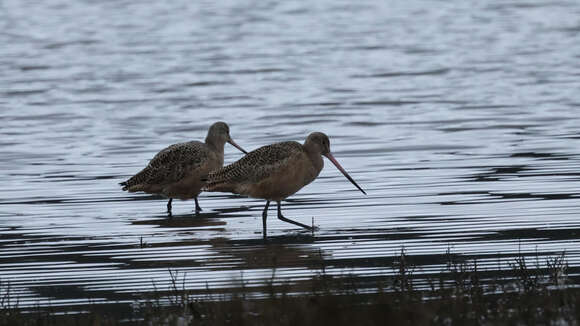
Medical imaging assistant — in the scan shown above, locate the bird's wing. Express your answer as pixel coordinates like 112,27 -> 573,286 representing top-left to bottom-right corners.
121,141 -> 208,190
205,141 -> 302,191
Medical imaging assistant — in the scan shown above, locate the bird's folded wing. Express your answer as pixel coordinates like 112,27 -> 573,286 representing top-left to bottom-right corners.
205,141 -> 302,189
123,142 -> 206,189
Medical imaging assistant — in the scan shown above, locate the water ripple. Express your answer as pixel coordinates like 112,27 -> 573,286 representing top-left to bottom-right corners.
1,0 -> 580,315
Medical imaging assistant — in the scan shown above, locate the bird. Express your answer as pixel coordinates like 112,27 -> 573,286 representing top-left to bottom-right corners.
120,121 -> 247,215
203,132 -> 366,237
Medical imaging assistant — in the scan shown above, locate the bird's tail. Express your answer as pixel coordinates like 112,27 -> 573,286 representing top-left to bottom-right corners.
119,181 -> 129,191
119,176 -> 143,192
119,165 -> 153,192
201,172 -> 235,193
203,182 -> 235,193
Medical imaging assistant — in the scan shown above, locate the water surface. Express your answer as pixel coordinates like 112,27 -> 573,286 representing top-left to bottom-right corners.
1,0 -> 580,313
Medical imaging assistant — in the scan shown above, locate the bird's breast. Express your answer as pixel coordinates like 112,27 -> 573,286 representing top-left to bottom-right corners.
242,152 -> 323,201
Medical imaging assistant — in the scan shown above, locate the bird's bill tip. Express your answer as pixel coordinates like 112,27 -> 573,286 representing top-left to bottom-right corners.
324,152 -> 367,195
228,138 -> 248,154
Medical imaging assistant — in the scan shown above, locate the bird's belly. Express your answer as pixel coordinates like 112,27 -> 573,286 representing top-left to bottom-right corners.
163,159 -> 221,199
163,177 -> 203,200
240,161 -> 320,201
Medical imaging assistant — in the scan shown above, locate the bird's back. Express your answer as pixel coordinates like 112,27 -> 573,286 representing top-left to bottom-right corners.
121,141 -> 213,193
204,141 -> 321,200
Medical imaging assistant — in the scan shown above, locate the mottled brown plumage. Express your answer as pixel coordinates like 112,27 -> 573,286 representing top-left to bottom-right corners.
120,122 -> 247,215
204,132 -> 366,237
204,141 -> 320,201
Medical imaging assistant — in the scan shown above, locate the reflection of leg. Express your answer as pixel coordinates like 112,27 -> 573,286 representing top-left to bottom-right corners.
167,198 -> 173,216
194,197 -> 202,213
276,201 -> 312,230
262,201 -> 270,238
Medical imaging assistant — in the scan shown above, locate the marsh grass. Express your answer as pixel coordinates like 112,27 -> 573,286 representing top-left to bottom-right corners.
2,249 -> 579,326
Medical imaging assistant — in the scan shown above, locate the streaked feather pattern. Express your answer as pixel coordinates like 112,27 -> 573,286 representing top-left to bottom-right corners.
121,141 -> 210,192
204,141 -> 304,193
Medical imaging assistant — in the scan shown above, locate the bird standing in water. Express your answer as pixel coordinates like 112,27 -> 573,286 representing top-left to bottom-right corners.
120,122 -> 247,215
204,132 -> 366,237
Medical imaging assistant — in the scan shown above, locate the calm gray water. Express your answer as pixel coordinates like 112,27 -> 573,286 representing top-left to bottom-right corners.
2,0 -> 580,313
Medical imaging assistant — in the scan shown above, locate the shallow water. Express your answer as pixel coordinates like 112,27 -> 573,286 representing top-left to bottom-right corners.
2,0 -> 580,313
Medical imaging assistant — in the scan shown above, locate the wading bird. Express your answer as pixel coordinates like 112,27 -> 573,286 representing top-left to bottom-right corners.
204,132 -> 366,237
120,122 -> 247,215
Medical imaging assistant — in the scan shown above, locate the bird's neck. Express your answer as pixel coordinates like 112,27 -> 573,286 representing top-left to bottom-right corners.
206,138 -> 226,153
304,146 -> 324,174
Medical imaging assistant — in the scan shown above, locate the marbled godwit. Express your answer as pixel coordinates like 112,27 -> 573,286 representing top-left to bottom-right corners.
204,132 -> 366,237
120,122 -> 247,215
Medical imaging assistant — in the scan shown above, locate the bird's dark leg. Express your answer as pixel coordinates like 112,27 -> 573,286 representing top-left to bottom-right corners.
276,201 -> 312,230
194,197 -> 202,214
167,198 -> 173,216
262,201 -> 270,238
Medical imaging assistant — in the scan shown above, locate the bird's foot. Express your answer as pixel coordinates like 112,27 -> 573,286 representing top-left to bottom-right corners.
310,217 -> 319,232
